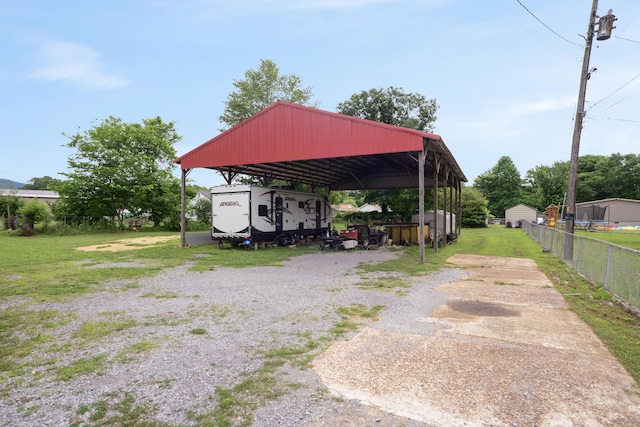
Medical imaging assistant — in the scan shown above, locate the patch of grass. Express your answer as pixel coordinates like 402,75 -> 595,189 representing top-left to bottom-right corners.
190,328 -> 207,335
155,378 -> 174,389
190,329 -> 325,426
74,317 -> 137,341
190,372 -> 287,427
0,232 -> 190,302
191,302 -> 385,424
189,243 -> 318,271
355,275 -> 410,290
493,280 -> 521,286
531,248 -> 640,384
331,304 -> 385,336
576,229 -> 640,250
0,308 -> 72,377
209,304 -> 231,321
116,340 -> 157,363
56,353 -> 107,381
71,391 -> 163,427
141,292 -> 179,299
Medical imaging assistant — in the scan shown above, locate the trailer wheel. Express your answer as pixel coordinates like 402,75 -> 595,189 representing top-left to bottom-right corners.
338,244 -> 346,250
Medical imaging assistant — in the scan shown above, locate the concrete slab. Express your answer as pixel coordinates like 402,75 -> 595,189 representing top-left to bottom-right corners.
313,254 -> 640,426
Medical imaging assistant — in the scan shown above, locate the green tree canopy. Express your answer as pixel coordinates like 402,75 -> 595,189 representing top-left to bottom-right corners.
522,153 -> 640,212
474,156 -> 522,217
57,116 -> 182,229
336,86 -> 438,132
218,59 -> 316,131
18,200 -> 50,233
336,87 -> 439,217
22,176 -> 62,190
523,161 -> 569,211
0,195 -> 23,230
460,187 -> 489,227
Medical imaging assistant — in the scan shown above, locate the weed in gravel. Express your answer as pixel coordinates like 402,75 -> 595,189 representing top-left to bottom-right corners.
493,280 -> 521,286
331,304 -> 385,336
206,303 -> 231,321
355,275 -> 410,291
115,340 -> 157,363
0,308 -> 73,378
190,328 -> 207,335
141,291 -> 179,299
71,391 -> 163,427
155,378 -> 174,389
55,354 -> 107,381
74,317 -> 137,341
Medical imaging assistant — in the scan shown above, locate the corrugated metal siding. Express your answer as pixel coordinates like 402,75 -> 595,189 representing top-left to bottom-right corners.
176,102 -> 431,169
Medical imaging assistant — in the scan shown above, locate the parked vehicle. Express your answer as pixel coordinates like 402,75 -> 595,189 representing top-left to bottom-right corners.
210,185 -> 332,247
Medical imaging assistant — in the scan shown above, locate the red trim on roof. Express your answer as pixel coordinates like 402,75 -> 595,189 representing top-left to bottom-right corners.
175,101 -> 442,169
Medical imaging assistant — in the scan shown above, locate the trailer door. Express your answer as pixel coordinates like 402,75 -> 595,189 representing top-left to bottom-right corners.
315,200 -> 322,230
211,190 -> 250,235
275,196 -> 283,233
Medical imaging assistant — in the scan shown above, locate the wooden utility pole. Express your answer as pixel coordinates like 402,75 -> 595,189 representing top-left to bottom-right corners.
564,0 -> 615,261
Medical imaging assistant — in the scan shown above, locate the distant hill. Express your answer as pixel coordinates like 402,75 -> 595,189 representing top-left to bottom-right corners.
0,179 -> 26,189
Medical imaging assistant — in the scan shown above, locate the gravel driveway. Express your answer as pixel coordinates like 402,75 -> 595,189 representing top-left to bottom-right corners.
1,247 -> 461,426
4,246 -> 638,426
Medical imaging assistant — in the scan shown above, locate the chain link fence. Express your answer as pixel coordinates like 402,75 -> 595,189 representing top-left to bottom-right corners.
522,221 -> 640,312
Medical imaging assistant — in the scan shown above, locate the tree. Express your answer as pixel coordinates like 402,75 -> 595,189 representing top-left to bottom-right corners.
22,176 -> 62,190
605,153 -> 640,200
474,156 -> 522,217
192,197 -> 212,224
0,195 -> 23,230
57,116 -> 182,229
218,59 -> 316,130
523,161 -> 569,211
460,187 -> 489,227
17,200 -> 50,234
336,86 -> 438,132
336,87 -> 439,217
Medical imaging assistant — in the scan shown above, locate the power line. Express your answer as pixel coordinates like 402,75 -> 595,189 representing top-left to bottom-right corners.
614,36 -> 640,44
587,72 -> 640,112
514,0 -> 583,47
606,117 -> 640,123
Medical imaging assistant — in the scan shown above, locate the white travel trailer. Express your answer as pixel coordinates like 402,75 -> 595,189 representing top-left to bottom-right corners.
210,185 -> 332,246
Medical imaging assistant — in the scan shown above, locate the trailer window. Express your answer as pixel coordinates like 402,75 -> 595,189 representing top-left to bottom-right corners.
258,205 -> 268,216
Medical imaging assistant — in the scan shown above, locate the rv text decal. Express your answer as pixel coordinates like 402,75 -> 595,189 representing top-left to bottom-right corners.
219,201 -> 241,207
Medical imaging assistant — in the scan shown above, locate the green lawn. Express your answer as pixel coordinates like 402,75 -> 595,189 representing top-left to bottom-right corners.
576,228 -> 640,250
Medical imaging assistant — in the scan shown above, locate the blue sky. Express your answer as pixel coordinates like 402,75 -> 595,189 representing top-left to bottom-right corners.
2,0 -> 639,189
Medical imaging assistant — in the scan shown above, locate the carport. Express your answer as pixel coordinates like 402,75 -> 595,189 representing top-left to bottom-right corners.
174,101 -> 467,262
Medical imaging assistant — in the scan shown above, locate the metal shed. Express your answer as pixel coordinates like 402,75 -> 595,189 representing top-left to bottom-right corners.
505,203 -> 538,227
174,101 -> 467,261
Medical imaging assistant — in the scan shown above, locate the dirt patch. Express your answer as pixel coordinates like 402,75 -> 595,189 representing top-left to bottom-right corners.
313,254 -> 640,425
75,235 -> 179,252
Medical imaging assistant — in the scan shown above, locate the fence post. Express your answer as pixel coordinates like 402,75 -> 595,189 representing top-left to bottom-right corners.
604,243 -> 612,290
576,235 -> 585,270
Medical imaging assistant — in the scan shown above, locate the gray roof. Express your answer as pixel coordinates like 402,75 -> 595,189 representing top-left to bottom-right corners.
0,189 -> 59,199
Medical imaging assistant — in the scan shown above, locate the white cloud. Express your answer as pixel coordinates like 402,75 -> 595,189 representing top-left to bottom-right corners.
30,40 -> 131,90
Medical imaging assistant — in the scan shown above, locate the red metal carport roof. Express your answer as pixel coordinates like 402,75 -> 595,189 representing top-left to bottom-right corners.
174,101 -> 466,190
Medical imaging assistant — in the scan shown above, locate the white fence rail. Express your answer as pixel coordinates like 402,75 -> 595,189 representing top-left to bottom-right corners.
522,221 -> 640,311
